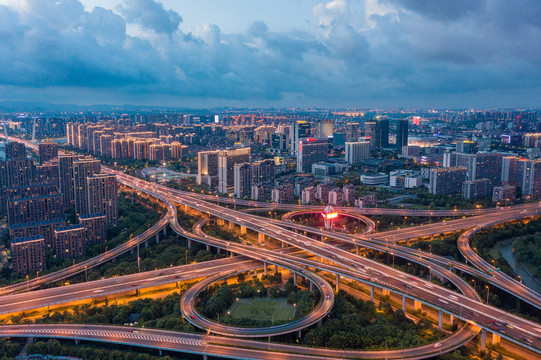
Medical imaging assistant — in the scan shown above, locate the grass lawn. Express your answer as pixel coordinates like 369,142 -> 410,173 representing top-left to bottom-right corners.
228,297 -> 296,324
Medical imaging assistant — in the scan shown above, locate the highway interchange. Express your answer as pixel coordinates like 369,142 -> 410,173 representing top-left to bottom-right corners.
1,136 -> 541,359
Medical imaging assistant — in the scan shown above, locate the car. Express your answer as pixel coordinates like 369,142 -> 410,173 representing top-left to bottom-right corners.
191,315 -> 196,319
433,342 -> 442,348
438,298 -> 449,304
130,284 -> 137,287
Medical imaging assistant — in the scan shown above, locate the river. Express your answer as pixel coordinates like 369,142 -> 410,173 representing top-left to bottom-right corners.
500,241 -> 541,293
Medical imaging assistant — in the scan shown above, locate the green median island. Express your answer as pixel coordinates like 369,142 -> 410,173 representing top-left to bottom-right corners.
225,297 -> 297,326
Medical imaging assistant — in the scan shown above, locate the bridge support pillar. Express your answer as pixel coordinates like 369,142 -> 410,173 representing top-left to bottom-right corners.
240,226 -> 247,235
264,263 -> 268,276
449,314 -> 455,326
335,274 -> 340,292
414,300 -> 422,312
144,240 -> 148,247
203,355 -> 208,360
187,239 -> 192,248
481,329 -> 486,351
354,245 -> 359,255
75,339 -> 79,345
281,241 -> 285,248
318,319 -> 322,327
370,285 -> 374,302
258,232 -> 265,244
228,221 -> 234,230
310,281 -> 313,291
297,330 -> 301,338
216,248 -> 220,255
492,333 -> 501,346
206,244 -> 210,251
275,265 -> 279,274
438,310 -> 443,331
163,227 -> 167,237
402,296 -> 406,312
155,233 -> 159,244
159,350 -> 162,356
293,273 -> 297,286
382,288 -> 390,297
183,204 -> 188,213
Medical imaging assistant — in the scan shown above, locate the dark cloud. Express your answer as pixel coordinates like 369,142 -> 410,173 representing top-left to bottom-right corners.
117,0 -> 182,34
0,0 -> 540,107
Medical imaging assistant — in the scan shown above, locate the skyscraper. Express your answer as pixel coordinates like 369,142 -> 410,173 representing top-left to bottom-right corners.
292,121 -> 311,155
233,163 -> 252,198
363,121 -> 377,148
11,235 -> 45,274
297,138 -> 328,173
58,154 -> 79,211
428,167 -> 467,195
396,119 -> 408,148
375,118 -> 389,148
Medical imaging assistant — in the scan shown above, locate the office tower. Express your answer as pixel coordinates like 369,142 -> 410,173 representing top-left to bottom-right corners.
197,150 -> 220,187
375,118 -> 389,148
345,123 -> 358,141
396,119 -> 408,148
345,141 -> 370,165
5,142 -> 26,160
271,133 -> 290,152
11,235 -> 46,274
297,138 -> 328,173
233,163 -> 252,198
462,179 -> 491,199
332,132 -> 346,147
428,167 -> 467,195
456,140 -> 478,154
58,154 -> 80,210
54,224 -> 86,259
363,121 -> 377,148
87,173 -> 118,227
217,147 -> 251,194
292,121 -> 311,155
317,119 -> 334,138
522,159 -> 541,200
38,142 -> 58,164
73,157 -> 100,217
79,213 -> 107,245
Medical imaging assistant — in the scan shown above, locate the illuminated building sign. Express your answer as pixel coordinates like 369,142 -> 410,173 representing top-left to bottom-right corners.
322,212 -> 338,219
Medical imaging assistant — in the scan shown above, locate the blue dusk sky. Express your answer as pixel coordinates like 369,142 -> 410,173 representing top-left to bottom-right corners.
0,0 -> 540,108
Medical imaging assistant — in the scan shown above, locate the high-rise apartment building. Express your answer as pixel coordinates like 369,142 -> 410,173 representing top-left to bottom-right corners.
233,163 -> 252,198
5,142 -> 26,160
73,158 -> 101,217
87,174 -> 118,227
197,150 -> 220,188
456,140 -> 478,154
462,179 -> 491,199
297,138 -> 327,173
428,167 -> 467,195
58,154 -> 80,211
79,213 -> 107,246
363,121 -> 377,148
345,141 -> 370,165
38,142 -> 58,164
54,225 -> 86,259
522,159 -> 541,200
345,123 -> 359,142
456,152 -> 502,187
11,235 -> 46,274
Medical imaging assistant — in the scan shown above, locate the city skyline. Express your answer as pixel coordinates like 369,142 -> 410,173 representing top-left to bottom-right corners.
0,0 -> 540,108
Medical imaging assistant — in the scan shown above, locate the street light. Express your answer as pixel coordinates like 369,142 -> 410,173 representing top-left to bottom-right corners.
486,285 -> 490,304
26,275 -> 29,292
403,216 -> 407,228
185,249 -> 188,265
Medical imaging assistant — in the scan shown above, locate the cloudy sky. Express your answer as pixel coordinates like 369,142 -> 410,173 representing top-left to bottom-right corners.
0,0 -> 540,108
